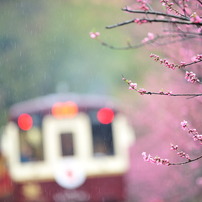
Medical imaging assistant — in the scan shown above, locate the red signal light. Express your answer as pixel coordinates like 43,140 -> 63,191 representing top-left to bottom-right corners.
18,113 -> 33,131
52,101 -> 78,118
97,108 -> 114,124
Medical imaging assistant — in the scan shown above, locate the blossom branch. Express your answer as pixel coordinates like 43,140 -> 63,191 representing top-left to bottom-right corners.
106,18 -> 202,29
168,155 -> 202,166
122,76 -> 202,98
142,151 -> 202,166
181,120 -> 202,144
122,8 -> 189,21
142,120 -> 202,166
150,53 -> 202,70
196,0 -> 202,5
183,59 -> 202,67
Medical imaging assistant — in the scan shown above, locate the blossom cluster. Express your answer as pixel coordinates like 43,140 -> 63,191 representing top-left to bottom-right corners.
149,54 -> 200,83
136,0 -> 150,11
123,77 -> 174,96
134,18 -> 148,24
185,71 -> 200,84
129,82 -> 147,95
89,32 -> 100,39
125,79 -> 148,95
141,120 -> 201,166
190,12 -> 202,24
142,152 -> 170,166
170,143 -> 191,161
158,90 -> 172,95
142,32 -> 155,43
160,0 -> 181,15
191,54 -> 202,63
150,54 -> 185,69
181,120 -> 202,144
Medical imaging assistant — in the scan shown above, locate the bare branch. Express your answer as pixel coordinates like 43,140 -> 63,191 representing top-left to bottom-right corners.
122,8 -> 189,21
142,92 -> 202,98
197,0 -> 202,5
106,18 -> 202,29
183,59 -> 202,67
169,155 -> 202,166
100,34 -> 199,50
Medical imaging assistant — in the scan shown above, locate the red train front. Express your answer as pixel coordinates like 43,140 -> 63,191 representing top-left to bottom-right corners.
1,93 -> 135,202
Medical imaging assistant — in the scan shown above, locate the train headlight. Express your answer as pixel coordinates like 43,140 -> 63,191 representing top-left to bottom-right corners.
51,101 -> 78,119
18,113 -> 33,131
97,108 -> 114,124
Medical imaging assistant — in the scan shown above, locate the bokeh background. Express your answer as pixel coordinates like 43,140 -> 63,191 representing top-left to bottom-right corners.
0,0 -> 154,125
1,0 -> 202,202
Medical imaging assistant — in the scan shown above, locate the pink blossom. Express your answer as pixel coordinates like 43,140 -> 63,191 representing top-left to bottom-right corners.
142,152 -> 170,166
177,151 -> 191,160
181,120 -> 187,130
134,18 -> 148,24
185,71 -> 200,83
191,54 -> 202,62
179,61 -> 186,68
142,32 -> 155,43
136,0 -> 150,11
193,134 -> 202,142
170,144 -> 178,151
150,54 -> 180,69
138,88 -> 147,95
147,32 -> 154,40
190,13 -> 202,23
160,0 -> 181,15
196,54 -> 202,61
129,82 -> 138,90
165,91 -> 172,95
150,53 -> 160,61
89,32 -> 100,39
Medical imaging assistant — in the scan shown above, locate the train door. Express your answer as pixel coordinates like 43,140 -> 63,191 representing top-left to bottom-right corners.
43,112 -> 92,189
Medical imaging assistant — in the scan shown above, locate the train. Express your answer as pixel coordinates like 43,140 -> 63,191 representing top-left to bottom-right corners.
0,93 -> 135,202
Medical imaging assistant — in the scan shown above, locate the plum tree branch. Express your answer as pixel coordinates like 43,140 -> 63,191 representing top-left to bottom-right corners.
169,155 -> 202,166
100,33 -> 199,50
122,8 -> 190,21
106,18 -> 202,29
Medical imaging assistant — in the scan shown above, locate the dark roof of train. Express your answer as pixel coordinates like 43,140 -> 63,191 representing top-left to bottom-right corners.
9,93 -> 118,119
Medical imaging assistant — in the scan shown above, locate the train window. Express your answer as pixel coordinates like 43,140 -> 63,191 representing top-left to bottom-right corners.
18,114 -> 44,163
60,132 -> 74,156
88,110 -> 114,157
19,128 -> 44,163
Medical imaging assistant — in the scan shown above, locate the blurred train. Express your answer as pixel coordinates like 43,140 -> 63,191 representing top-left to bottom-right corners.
0,93 -> 135,202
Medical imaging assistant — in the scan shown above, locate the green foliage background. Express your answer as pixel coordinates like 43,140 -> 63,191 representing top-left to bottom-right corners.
0,0 -> 153,125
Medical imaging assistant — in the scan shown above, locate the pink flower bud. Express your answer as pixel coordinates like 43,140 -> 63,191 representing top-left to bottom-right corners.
181,120 -> 187,130
89,32 -> 100,39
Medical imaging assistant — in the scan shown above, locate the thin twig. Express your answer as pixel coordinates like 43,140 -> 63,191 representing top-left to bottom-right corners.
163,29 -> 202,36
183,59 -> 202,67
100,34 -> 198,50
169,155 -> 202,166
143,92 -> 202,97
